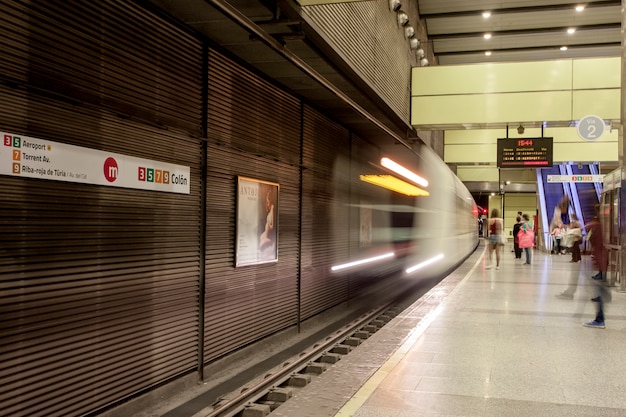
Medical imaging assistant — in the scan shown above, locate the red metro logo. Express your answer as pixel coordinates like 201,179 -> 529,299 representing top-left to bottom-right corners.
103,157 -> 119,183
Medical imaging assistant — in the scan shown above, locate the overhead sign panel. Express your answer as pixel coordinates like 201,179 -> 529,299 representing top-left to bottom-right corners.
547,175 -> 604,183
497,137 -> 553,168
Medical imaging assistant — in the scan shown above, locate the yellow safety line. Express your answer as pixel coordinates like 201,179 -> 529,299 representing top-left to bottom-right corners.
333,246 -> 486,416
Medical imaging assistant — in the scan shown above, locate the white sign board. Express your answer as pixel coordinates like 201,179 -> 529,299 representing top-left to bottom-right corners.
1,132 -> 190,194
547,175 -> 604,183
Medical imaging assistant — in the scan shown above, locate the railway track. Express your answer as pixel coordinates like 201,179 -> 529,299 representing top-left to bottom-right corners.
203,302 -> 403,417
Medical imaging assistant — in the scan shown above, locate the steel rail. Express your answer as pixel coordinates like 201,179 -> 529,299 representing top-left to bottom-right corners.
203,303 -> 394,417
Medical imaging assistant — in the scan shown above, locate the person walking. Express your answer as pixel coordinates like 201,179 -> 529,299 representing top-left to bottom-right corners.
583,204 -> 609,328
486,208 -> 504,270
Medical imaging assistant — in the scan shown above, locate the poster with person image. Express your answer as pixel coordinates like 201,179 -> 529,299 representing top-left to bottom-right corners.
236,176 -> 279,266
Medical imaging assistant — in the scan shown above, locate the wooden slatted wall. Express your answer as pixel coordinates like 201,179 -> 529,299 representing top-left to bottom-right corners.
0,1 -> 203,416
300,105 -> 352,320
203,49 -> 301,362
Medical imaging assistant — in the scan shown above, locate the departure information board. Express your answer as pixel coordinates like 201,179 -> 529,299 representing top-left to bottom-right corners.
497,137 -> 553,168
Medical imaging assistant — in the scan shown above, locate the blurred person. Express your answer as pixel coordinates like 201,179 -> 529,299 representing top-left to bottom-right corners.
583,279 -> 611,328
567,213 -> 583,263
486,208 -> 504,270
551,221 -> 565,255
586,204 -> 607,281
582,204 -> 609,328
552,195 -> 570,228
512,215 -> 522,259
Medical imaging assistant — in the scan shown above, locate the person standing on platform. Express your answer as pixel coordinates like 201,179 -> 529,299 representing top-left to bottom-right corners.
486,208 -> 504,270
511,211 -> 522,253
519,213 -> 533,264
551,222 -> 565,255
512,215 -> 522,260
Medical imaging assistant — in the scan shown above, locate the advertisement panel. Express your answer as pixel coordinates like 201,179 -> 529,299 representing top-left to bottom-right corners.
236,176 -> 279,266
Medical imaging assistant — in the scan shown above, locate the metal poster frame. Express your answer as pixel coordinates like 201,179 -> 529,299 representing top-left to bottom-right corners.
235,176 -> 279,267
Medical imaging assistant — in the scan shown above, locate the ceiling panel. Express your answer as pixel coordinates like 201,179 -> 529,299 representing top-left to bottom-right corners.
417,0 -> 621,65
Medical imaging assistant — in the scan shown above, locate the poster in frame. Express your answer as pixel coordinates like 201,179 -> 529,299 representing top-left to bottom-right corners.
236,176 -> 279,267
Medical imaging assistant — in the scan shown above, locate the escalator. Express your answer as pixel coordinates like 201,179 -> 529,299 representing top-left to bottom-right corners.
541,164 -> 566,225
537,163 -> 601,252
569,163 -> 600,227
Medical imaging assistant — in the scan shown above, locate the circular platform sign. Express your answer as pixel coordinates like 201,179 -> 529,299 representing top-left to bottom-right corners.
577,115 -> 605,141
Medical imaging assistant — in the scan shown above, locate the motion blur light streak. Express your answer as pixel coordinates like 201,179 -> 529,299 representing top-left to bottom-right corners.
405,253 -> 444,274
331,252 -> 395,272
380,157 -> 429,187
360,175 -> 429,197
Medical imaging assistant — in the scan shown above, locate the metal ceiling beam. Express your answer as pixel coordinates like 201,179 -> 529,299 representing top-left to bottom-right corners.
428,23 -> 621,40
434,42 -> 622,57
419,0 -> 621,19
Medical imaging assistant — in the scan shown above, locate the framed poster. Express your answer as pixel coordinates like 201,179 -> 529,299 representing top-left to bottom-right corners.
236,176 -> 279,267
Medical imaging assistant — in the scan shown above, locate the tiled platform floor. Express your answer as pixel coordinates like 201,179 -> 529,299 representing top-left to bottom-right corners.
271,242 -> 626,417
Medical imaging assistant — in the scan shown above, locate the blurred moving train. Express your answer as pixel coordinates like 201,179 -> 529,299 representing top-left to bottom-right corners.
329,142 -> 479,285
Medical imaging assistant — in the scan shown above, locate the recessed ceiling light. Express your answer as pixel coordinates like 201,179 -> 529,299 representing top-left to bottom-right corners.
575,5 -> 585,12
560,46 -> 568,51
482,11 -> 491,18
484,33 -> 492,39
567,28 -> 576,34
485,51 -> 492,56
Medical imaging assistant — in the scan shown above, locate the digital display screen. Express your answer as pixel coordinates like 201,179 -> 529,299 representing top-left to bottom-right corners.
497,137 -> 553,168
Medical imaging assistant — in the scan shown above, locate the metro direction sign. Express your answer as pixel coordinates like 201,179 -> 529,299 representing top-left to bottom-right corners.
497,137 -> 553,168
547,175 -> 604,183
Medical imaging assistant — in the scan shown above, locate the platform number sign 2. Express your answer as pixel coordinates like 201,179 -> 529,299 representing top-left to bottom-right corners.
577,115 -> 605,141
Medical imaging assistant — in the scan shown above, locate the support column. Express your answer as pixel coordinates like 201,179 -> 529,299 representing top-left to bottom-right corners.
618,0 -> 626,288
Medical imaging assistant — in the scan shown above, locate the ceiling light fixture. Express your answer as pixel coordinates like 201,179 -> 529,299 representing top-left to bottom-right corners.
420,58 -> 430,67
389,0 -> 401,11
397,11 -> 409,26
567,28 -> 576,34
409,38 -> 420,49
485,51 -> 492,56
560,46 -> 568,51
484,33 -> 492,40
482,11 -> 491,18
404,25 -> 415,38
416,48 -> 425,58
380,157 -> 429,187
360,175 -> 429,197
575,5 -> 585,12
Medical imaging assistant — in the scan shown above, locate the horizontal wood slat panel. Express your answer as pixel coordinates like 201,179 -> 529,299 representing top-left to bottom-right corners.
0,2 -> 203,416
300,106 -> 352,320
203,49 -> 300,362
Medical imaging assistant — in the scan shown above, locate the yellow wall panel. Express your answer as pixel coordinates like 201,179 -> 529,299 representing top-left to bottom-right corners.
554,141 -> 618,162
412,91 -> 572,125
573,57 -> 621,89
456,166 -> 500,182
445,143 -> 497,163
412,60 -> 572,96
445,127 -> 618,165
572,89 -> 621,120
